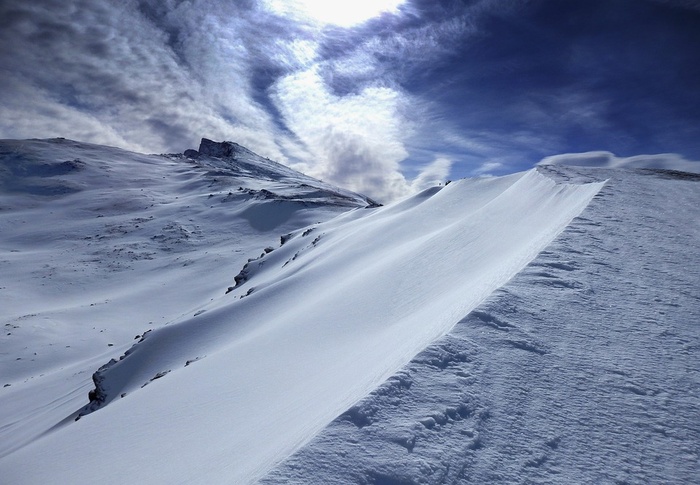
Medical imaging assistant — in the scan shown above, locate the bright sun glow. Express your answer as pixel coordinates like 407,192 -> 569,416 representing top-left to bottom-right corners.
266,0 -> 405,27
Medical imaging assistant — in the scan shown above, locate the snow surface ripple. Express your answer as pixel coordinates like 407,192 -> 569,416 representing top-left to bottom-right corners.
262,166 -> 700,485
0,166 -> 603,484
0,137 -> 370,463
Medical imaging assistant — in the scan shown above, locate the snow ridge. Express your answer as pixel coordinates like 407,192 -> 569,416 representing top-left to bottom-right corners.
10,168 -> 604,485
0,139 -> 609,484
0,137 -> 372,460
263,165 -> 700,484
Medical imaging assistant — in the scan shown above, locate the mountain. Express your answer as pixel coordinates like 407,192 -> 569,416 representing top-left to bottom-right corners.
0,136 -> 373,379
0,136 -> 373,454
1,139 -> 698,484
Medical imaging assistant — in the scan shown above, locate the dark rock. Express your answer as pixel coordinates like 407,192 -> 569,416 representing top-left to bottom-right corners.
197,138 -> 246,159
183,149 -> 199,159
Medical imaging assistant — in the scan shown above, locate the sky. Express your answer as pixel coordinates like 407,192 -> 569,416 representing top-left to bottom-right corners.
1,0 -> 699,202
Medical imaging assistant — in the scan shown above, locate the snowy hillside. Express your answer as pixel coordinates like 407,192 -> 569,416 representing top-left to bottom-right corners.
1,139 -> 698,484
264,165 -> 700,484
0,137 -> 372,382
0,137 -> 373,456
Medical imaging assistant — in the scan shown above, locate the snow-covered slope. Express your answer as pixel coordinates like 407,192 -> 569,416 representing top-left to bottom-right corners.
264,166 -> 700,484
0,137 -> 372,457
0,140 -> 605,484
0,137 -> 373,375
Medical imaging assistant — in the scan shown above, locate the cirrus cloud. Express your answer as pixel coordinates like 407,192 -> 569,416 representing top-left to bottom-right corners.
1,0 -> 699,201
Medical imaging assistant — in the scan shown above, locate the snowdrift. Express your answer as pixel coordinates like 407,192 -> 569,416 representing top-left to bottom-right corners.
263,165 -> 700,484
0,162 -> 603,484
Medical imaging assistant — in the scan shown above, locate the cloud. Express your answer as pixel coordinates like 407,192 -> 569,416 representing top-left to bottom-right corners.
0,0 -> 295,157
262,0 -> 406,28
472,161 -> 503,176
538,151 -> 700,174
410,157 -> 453,190
271,66 -> 414,201
2,0 -> 698,201
0,72 -> 138,151
0,0 -> 463,201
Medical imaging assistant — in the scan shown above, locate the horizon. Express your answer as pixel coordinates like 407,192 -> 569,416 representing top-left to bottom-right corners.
1,0 -> 699,201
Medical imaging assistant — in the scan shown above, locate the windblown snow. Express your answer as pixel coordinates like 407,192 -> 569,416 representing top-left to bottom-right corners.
264,165 -> 700,484
1,138 -> 697,484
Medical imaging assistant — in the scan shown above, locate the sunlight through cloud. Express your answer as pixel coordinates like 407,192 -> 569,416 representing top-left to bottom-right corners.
265,0 -> 405,27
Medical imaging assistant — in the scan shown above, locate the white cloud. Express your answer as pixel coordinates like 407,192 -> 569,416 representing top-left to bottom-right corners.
271,39 -> 320,70
0,0 -> 468,201
0,74 -> 141,151
472,161 -> 503,176
0,0 -> 293,158
263,0 -> 406,28
272,66 -> 416,201
410,157 -> 454,191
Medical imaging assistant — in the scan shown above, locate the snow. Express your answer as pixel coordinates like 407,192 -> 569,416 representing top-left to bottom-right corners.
263,165 -> 700,484
538,150 -> 700,174
0,139 -> 605,484
0,137 -> 370,460
1,139 -> 696,485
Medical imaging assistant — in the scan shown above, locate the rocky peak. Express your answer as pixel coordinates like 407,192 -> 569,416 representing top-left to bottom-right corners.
185,138 -> 249,159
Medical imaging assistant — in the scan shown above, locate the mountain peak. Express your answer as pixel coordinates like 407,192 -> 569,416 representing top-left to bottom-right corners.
183,138 -> 261,161
194,138 -> 252,159
182,137 -> 380,208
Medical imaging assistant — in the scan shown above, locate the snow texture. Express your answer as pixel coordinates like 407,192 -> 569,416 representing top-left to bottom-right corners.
2,138 -> 696,485
263,165 -> 700,484
538,151 -> 700,174
0,137 -> 370,461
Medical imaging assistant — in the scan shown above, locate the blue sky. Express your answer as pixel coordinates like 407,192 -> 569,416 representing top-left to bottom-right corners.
1,0 -> 698,201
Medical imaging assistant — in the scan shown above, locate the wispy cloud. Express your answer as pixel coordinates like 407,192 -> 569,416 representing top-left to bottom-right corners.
1,0 -> 698,201
271,66 -> 414,201
0,0 -> 290,156
410,156 -> 453,190
472,161 -> 503,176
0,0 -> 465,200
